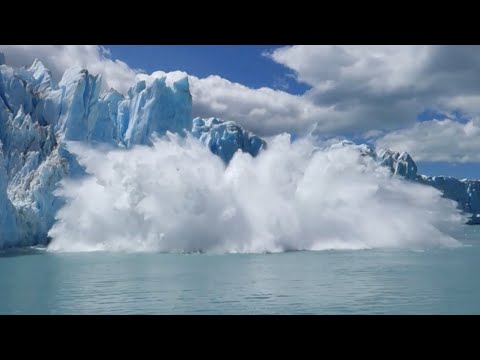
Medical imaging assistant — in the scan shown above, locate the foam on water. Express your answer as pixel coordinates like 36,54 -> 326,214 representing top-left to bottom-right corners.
47,134 -> 464,253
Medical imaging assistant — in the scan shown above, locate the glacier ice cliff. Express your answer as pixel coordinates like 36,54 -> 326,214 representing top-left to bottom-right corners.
117,76 -> 192,146
0,56 -> 193,246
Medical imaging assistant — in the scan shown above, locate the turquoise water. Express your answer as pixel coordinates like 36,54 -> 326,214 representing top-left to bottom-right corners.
1,226 -> 480,314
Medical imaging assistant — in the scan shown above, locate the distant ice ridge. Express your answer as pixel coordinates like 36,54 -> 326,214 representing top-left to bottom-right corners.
417,176 -> 480,224
330,141 -> 480,223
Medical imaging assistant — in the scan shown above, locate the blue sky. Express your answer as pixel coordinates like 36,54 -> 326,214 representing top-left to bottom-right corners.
2,45 -> 480,179
416,162 -> 479,179
106,45 -> 310,94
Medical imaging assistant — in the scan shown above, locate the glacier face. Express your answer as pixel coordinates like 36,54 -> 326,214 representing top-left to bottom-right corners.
0,56 -> 196,247
0,60 -> 104,245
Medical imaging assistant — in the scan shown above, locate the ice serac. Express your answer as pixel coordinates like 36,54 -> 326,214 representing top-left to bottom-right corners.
56,67 -> 103,142
26,59 -> 54,93
192,117 -> 267,163
119,74 -> 192,147
377,149 -> 418,180
100,89 -> 124,142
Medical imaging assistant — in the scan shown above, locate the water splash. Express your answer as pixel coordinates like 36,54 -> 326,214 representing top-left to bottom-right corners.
47,133 -> 464,253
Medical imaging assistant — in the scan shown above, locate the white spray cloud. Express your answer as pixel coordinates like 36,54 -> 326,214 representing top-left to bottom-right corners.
48,134 -> 463,253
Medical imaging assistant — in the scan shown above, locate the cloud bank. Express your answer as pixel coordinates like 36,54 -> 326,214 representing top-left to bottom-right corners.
0,45 -> 139,94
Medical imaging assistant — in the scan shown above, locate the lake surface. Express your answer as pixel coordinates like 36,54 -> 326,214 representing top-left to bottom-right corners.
1,225 -> 480,314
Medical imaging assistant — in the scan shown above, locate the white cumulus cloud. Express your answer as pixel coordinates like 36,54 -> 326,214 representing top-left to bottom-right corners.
0,45 -> 139,94
267,45 -> 480,133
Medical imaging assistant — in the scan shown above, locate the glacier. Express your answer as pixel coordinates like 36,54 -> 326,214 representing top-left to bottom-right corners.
0,54 -> 267,247
192,117 -> 266,163
374,146 -> 480,222
0,53 -> 479,248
